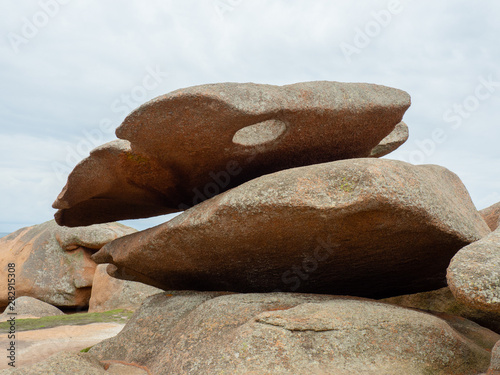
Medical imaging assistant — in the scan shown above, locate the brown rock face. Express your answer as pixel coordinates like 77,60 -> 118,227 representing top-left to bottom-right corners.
0,220 -> 136,307
53,81 -> 411,226
480,201 -> 500,231
90,292 -> 495,375
369,121 -> 409,157
93,158 -> 489,298
88,264 -> 163,313
447,228 -> 500,314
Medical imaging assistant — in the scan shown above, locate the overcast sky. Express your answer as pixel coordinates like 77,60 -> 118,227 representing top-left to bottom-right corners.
1,0 -> 499,233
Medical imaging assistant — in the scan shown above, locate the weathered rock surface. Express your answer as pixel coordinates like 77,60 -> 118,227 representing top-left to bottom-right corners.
448,228 -> 500,313
89,264 -> 163,313
0,352 -> 107,375
0,351 -> 148,375
369,121 -> 409,157
0,220 -> 136,307
0,297 -> 64,322
53,81 -> 411,226
89,291 -> 496,375
481,201 -> 500,231
93,158 -> 489,298
381,287 -> 500,334
429,311 -> 500,356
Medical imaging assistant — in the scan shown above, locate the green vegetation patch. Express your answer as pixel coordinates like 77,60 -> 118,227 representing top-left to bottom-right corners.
0,309 -> 133,333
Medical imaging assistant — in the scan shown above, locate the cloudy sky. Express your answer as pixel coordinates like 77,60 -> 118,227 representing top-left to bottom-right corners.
1,0 -> 499,233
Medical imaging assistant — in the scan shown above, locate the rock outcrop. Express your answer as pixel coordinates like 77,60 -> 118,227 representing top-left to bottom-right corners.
0,297 -> 64,322
53,81 -> 411,226
38,81 -> 500,374
89,264 -> 163,313
93,158 -> 489,298
89,291 -> 496,375
0,220 -> 136,307
448,227 -> 500,314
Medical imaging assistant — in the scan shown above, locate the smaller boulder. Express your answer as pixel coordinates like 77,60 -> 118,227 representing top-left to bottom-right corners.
89,264 -> 163,313
480,201 -> 500,231
448,228 -> 500,314
369,121 -> 409,157
0,220 -> 136,308
0,296 -> 64,322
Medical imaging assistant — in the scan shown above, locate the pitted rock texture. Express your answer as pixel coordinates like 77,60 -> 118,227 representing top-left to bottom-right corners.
89,291 -> 496,375
53,81 -> 411,226
369,121 -> 409,157
448,228 -> 500,314
480,201 -> 500,231
89,264 -> 163,313
0,220 -> 136,307
93,158 -> 489,298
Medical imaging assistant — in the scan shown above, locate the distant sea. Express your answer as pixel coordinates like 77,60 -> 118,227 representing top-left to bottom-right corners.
0,233 -> 9,238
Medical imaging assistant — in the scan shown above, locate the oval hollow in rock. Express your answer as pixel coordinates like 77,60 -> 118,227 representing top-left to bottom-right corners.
232,119 -> 287,146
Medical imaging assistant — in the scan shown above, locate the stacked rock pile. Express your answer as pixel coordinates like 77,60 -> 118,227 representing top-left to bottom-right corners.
52,81 -> 490,300
8,81 -> 500,374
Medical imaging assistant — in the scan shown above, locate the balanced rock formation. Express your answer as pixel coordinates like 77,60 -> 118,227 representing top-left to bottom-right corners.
480,201 -> 500,231
0,220 -> 136,307
43,80 -> 500,373
93,158 -> 489,298
53,81 -> 411,226
0,296 -> 64,322
369,121 -> 409,157
89,264 -> 163,313
89,291 -> 496,375
448,227 -> 500,314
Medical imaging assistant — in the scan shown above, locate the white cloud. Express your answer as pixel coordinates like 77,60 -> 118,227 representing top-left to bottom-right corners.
0,0 -> 499,232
